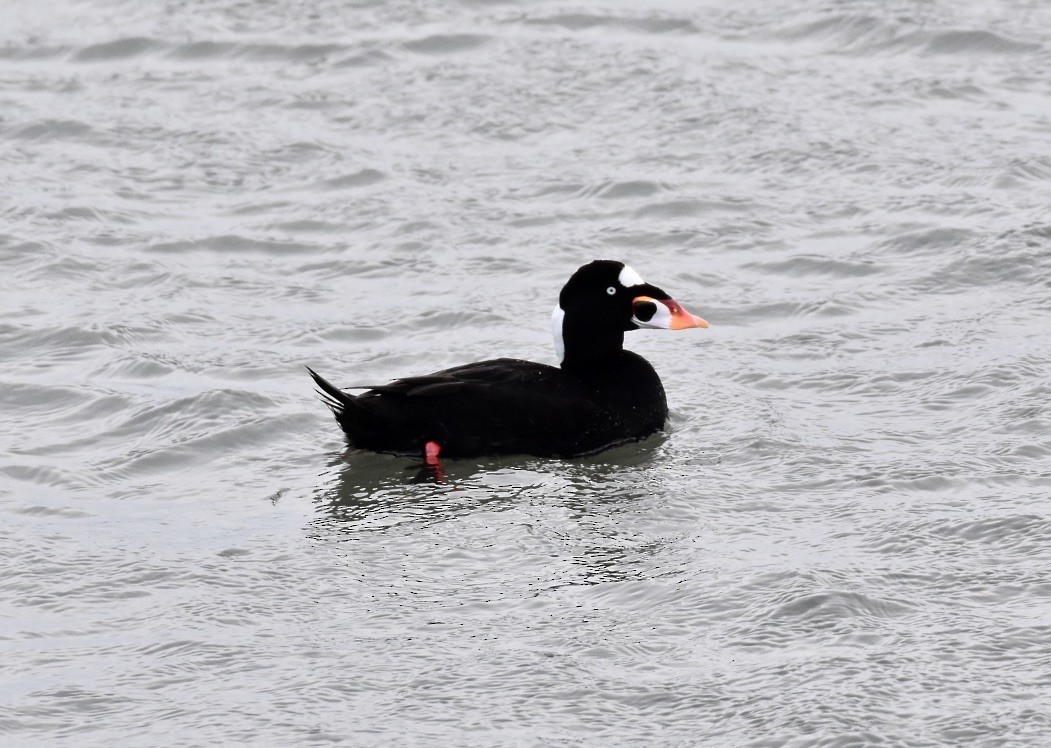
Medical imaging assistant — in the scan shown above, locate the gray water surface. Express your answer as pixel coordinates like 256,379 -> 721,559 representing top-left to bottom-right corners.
3,0 -> 1051,745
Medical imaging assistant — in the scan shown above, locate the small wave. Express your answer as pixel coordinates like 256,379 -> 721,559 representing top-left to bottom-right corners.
400,309 -> 511,333
333,49 -> 393,68
860,465 -> 965,493
73,36 -> 161,61
1003,157 -> 1051,183
12,504 -> 93,519
317,324 -> 388,344
766,15 -> 1040,58
0,43 -> 70,60
931,514 -> 1051,549
41,205 -> 144,227
315,168 -> 386,191
926,81 -> 987,101
0,324 -> 125,367
147,235 -> 323,255
89,405 -> 313,479
0,464 -> 91,492
743,254 -> 880,279
223,200 -> 293,217
524,13 -> 697,35
877,226 -> 977,255
729,298 -> 861,325
217,548 -> 251,558
268,219 -> 346,234
88,354 -> 179,380
3,382 -> 98,415
771,14 -> 885,42
402,34 -> 490,55
910,29 -> 1041,57
599,181 -> 664,200
170,41 -> 346,62
166,40 -> 235,60
914,226 -> 1051,291
262,140 -> 338,164
600,228 -> 704,249
581,180 -> 666,200
633,198 -> 752,220
9,119 -> 96,143
10,389 -> 283,473
965,625 -> 1051,666
766,13 -> 905,55
527,182 -> 588,198
769,590 -> 914,622
67,37 -> 363,64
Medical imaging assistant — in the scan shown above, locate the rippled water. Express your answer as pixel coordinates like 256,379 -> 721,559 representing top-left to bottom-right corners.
3,0 -> 1051,744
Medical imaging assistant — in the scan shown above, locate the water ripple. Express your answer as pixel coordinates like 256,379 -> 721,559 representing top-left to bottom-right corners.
2,0 -> 1051,744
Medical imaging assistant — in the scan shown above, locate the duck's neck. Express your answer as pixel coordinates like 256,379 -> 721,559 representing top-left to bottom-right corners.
553,306 -> 626,372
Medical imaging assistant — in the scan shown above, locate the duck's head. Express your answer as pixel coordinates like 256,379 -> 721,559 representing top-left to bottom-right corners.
552,260 -> 708,366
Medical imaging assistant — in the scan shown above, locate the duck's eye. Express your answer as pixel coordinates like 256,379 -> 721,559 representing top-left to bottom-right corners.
606,286 -> 617,296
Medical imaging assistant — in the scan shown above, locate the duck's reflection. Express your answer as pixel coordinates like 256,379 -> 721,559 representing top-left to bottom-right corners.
311,448 -> 532,527
311,431 -> 669,527
308,434 -> 681,590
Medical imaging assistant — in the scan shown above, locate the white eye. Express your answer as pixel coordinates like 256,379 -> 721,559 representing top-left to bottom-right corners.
606,286 -> 617,296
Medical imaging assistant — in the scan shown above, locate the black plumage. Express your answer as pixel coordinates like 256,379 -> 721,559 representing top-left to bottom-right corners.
309,260 -> 707,458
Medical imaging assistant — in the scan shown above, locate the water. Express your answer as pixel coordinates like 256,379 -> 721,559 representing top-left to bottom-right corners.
2,0 -> 1050,744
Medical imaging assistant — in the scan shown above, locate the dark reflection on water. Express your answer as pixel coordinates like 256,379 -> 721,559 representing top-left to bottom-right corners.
311,432 -> 669,528
310,449 -> 520,527
308,436 -> 680,603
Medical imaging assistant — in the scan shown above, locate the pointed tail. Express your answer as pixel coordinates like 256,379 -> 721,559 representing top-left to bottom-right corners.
306,366 -> 352,417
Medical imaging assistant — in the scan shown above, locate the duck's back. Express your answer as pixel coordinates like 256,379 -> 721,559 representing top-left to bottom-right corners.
310,352 -> 667,458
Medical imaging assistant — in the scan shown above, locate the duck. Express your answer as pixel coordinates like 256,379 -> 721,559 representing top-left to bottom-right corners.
308,260 -> 707,459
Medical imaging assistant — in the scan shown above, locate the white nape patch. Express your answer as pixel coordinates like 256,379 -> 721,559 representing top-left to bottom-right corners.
551,305 -> 566,363
618,265 -> 645,288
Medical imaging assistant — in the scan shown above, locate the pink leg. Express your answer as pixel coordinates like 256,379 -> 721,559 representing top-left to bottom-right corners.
424,440 -> 446,483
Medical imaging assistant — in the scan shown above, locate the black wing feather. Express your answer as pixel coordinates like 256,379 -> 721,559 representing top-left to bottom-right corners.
306,366 -> 349,415
308,354 -> 664,458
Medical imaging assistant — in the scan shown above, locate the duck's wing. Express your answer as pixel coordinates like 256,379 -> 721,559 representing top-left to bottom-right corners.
310,359 -> 603,457
366,358 -> 549,395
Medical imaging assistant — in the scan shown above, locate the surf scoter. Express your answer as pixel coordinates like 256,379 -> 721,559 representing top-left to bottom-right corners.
308,260 -> 707,459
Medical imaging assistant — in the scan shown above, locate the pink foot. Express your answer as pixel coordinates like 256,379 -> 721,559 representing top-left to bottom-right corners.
424,440 -> 447,483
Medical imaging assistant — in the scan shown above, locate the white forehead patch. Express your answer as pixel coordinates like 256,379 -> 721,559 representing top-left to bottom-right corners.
618,265 -> 645,288
551,305 -> 565,363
